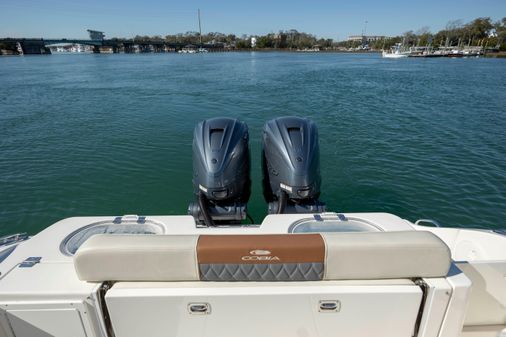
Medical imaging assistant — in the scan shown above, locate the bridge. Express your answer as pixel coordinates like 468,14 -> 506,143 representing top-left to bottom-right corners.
0,38 -> 226,54
0,30 -> 227,55
44,39 -> 104,46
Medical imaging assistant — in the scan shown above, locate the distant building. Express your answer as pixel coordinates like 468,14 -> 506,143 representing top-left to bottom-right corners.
488,30 -> 497,38
348,35 -> 386,42
87,30 -> 105,41
251,37 -> 257,48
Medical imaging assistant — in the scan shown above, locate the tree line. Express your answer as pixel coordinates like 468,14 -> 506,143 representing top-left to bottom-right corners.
124,30 -> 334,50
119,17 -> 505,51
2,16 -> 504,54
357,17 -> 506,50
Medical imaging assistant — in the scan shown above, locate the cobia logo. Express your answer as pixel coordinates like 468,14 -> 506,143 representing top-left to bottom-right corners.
249,249 -> 271,256
241,249 -> 280,261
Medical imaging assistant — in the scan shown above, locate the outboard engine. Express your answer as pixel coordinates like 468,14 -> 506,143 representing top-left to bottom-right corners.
188,117 -> 251,226
262,116 -> 325,214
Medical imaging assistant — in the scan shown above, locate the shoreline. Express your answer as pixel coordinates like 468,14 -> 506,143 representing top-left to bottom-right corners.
0,48 -> 383,56
484,51 -> 506,58
1,49 -> 505,57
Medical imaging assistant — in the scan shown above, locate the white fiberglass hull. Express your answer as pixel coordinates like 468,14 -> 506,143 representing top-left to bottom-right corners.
382,51 -> 409,58
0,212 -> 504,337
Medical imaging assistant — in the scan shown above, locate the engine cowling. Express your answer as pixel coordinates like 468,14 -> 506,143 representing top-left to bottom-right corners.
188,117 -> 251,225
262,116 -> 325,214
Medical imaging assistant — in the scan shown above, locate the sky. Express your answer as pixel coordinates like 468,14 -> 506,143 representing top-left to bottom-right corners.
0,0 -> 505,40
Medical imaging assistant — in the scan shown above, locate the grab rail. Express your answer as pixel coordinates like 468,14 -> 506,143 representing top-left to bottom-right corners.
414,219 -> 441,228
493,229 -> 506,236
0,233 -> 29,247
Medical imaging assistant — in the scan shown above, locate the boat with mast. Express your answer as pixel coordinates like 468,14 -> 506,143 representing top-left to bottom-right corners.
382,43 -> 409,58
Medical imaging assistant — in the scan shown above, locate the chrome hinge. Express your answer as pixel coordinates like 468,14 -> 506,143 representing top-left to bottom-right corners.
113,215 -> 146,224
19,256 -> 41,268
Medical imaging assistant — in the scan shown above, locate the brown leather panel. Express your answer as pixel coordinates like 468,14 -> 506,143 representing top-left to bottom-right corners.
197,234 -> 325,264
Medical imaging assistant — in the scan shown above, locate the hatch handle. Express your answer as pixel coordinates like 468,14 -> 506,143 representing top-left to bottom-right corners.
415,219 -> 441,228
113,215 -> 146,224
319,300 -> 341,312
188,303 -> 211,315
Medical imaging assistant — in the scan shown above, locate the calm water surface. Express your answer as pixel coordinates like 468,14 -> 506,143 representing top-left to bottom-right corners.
0,52 -> 505,235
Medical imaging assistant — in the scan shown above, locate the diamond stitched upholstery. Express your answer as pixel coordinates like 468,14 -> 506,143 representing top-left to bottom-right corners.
200,263 -> 323,281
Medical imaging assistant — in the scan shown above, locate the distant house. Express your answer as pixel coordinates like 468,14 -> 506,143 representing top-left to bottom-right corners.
251,37 -> 257,48
348,35 -> 386,42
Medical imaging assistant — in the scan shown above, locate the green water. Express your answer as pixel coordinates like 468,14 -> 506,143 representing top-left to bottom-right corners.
0,52 -> 505,235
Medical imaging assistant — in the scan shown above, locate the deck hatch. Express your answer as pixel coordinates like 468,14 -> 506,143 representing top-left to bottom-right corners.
289,218 -> 380,233
61,219 -> 164,255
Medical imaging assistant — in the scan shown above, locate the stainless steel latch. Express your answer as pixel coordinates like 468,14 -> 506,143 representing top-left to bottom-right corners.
19,256 -> 42,268
319,300 -> 341,312
188,303 -> 211,315
113,215 -> 146,224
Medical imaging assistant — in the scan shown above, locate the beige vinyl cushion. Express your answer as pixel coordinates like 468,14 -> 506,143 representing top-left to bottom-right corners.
322,231 -> 451,280
74,231 -> 451,282
74,234 -> 199,282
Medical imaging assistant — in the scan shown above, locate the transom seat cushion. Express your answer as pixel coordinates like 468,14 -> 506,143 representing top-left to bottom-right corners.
73,231 -> 451,282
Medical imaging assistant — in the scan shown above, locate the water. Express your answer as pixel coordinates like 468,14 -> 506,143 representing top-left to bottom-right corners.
0,52 -> 505,235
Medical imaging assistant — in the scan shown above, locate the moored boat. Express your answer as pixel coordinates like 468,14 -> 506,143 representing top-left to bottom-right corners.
382,43 -> 409,58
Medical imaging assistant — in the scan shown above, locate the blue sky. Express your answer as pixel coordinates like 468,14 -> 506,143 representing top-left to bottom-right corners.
0,0 -> 504,40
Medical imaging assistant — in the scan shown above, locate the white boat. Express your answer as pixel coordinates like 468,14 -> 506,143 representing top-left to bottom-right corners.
1,117 -> 505,337
179,48 -> 197,54
382,50 -> 409,58
382,43 -> 409,58
297,47 -> 320,52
